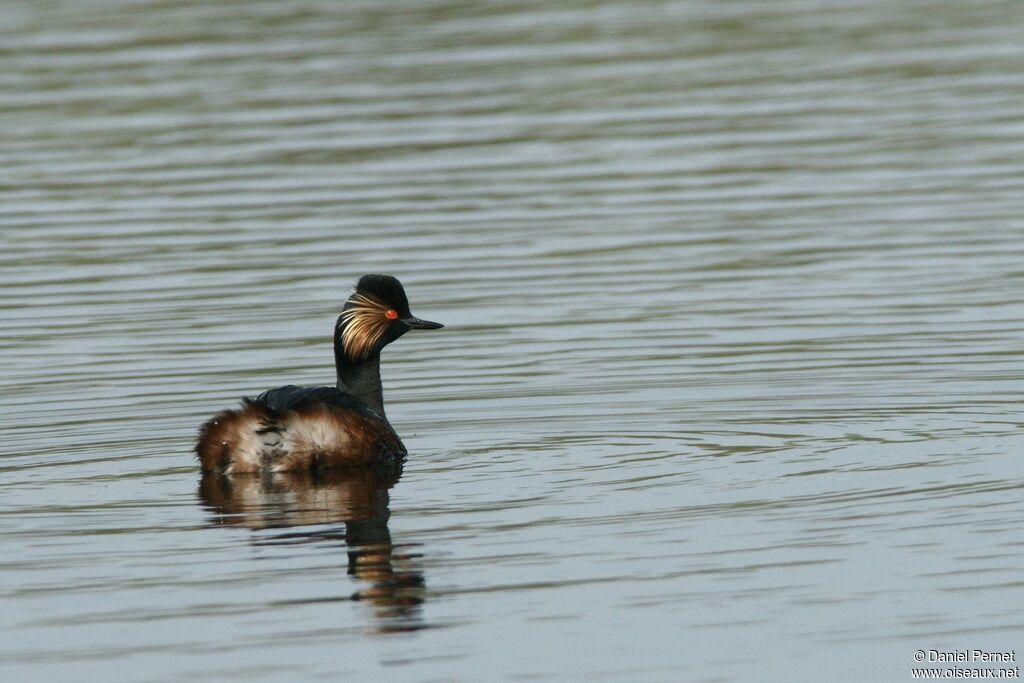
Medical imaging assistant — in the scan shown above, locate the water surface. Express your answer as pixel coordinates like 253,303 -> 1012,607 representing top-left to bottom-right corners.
2,1 -> 1022,681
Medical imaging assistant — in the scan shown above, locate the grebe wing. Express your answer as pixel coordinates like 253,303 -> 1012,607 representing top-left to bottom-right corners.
254,385 -> 370,414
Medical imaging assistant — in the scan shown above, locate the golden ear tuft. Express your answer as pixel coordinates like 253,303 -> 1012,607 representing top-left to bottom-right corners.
340,292 -> 393,361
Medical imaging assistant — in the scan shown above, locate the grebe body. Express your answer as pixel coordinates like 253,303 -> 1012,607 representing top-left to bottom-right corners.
196,275 -> 442,473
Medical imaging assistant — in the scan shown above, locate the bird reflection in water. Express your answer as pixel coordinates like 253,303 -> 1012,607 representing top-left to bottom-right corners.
198,460 -> 426,633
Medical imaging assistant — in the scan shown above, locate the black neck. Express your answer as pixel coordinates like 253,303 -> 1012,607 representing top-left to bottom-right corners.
335,349 -> 387,420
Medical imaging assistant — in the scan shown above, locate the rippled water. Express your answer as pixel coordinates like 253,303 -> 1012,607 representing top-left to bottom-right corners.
2,1 -> 1022,681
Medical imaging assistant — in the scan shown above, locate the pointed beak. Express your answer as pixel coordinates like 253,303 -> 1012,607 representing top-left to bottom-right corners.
404,317 -> 444,330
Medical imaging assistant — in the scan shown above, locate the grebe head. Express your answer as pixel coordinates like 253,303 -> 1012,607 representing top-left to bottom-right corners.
335,274 -> 443,362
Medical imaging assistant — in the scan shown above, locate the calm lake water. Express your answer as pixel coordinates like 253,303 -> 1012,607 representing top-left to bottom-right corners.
2,1 -> 1022,681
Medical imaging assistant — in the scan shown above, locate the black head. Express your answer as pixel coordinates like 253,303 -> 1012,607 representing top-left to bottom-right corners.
335,274 -> 443,362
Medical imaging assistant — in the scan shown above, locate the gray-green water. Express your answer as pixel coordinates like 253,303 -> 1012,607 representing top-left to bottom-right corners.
2,1 -> 1022,681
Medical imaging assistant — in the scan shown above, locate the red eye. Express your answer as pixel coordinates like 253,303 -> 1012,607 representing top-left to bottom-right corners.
385,309 -> 398,320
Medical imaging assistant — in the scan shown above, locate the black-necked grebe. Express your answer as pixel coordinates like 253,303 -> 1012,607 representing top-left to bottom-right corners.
196,274 -> 443,473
